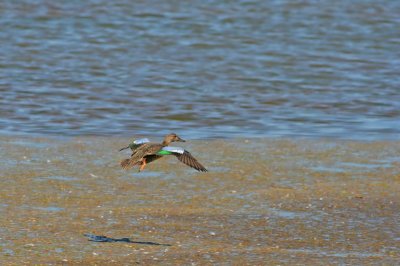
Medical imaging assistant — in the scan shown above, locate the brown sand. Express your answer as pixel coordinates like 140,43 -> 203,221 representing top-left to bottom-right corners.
0,136 -> 399,265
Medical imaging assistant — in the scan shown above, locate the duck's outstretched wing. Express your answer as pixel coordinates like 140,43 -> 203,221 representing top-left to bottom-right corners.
175,150 -> 208,172
119,138 -> 151,152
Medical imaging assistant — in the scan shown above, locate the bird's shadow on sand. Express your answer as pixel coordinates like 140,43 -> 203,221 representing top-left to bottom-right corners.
84,234 -> 171,246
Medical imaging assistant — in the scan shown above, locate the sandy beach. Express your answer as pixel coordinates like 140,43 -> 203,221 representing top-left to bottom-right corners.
0,136 -> 399,264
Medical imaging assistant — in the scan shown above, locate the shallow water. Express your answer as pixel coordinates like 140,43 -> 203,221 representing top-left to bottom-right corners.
1,0 -> 400,139
0,136 -> 399,264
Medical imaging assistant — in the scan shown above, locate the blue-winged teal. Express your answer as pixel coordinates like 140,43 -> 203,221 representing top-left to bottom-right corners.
119,133 -> 207,172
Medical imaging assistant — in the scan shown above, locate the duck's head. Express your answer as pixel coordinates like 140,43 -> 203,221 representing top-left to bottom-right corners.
162,133 -> 185,145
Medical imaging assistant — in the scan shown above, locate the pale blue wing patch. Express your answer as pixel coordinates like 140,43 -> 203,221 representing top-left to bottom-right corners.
133,138 -> 150,144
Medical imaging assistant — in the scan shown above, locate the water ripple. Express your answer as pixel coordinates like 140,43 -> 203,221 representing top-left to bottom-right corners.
1,0 -> 399,139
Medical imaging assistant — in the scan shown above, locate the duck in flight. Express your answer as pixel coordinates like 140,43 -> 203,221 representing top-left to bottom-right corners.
119,133 -> 208,172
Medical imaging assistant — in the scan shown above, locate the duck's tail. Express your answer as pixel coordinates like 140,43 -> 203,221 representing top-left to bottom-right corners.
120,158 -> 140,170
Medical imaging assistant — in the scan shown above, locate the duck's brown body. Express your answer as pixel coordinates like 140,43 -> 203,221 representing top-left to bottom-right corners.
120,133 -> 207,172
121,142 -> 164,171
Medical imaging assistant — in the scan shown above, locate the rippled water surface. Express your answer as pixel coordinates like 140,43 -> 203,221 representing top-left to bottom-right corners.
1,0 -> 399,139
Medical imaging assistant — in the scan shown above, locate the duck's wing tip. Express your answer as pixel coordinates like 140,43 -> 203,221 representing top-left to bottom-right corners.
175,150 -> 208,172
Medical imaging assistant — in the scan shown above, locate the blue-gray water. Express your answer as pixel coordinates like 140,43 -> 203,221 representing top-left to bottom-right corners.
1,0 -> 399,139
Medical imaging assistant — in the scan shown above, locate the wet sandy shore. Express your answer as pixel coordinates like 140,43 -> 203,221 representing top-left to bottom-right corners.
0,136 -> 399,265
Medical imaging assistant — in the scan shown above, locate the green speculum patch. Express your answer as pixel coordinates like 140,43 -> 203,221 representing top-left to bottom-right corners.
156,150 -> 172,155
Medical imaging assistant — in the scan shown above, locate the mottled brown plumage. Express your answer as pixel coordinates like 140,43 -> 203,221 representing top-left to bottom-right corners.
120,133 -> 207,172
120,133 -> 184,171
